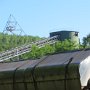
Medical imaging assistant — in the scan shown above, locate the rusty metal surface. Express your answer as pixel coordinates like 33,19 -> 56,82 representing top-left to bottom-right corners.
0,49 -> 90,71
37,49 -> 90,67
0,60 -> 38,71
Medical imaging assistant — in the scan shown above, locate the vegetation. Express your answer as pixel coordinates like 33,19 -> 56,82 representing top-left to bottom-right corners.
82,34 -> 90,48
20,39 -> 78,60
0,33 -> 42,51
0,32 -> 90,60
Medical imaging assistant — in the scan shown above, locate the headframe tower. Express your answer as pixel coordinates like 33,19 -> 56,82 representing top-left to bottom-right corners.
3,14 -> 26,35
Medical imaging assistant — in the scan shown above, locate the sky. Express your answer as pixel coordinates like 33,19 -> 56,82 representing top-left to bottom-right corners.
0,0 -> 90,42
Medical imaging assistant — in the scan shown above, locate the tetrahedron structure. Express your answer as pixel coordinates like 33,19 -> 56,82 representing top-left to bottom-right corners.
3,14 -> 26,35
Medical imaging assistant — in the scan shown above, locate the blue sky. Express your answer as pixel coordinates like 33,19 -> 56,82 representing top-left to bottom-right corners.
0,0 -> 90,41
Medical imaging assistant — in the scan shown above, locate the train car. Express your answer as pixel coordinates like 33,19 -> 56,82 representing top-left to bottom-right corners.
0,49 -> 90,90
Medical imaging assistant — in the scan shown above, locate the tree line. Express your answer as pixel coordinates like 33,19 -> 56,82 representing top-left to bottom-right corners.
0,33 -> 90,60
0,33 -> 42,52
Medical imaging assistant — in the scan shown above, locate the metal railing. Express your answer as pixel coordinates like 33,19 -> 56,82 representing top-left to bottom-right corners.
0,36 -> 58,62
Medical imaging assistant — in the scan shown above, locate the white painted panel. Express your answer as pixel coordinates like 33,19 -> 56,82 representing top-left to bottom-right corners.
79,56 -> 90,86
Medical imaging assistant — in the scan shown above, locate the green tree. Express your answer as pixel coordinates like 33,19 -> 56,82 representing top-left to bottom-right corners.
0,32 -> 81,60
82,34 -> 90,48
55,39 -> 77,52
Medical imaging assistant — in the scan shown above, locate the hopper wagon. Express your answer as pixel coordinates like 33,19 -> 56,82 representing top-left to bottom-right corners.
0,49 -> 90,90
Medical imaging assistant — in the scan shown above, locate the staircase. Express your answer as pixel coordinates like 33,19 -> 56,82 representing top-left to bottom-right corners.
0,36 -> 58,62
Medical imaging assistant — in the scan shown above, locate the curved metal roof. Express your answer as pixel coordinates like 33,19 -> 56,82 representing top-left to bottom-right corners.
0,49 -> 90,70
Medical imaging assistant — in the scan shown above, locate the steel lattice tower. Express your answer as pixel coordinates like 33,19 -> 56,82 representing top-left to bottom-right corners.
3,14 -> 26,35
